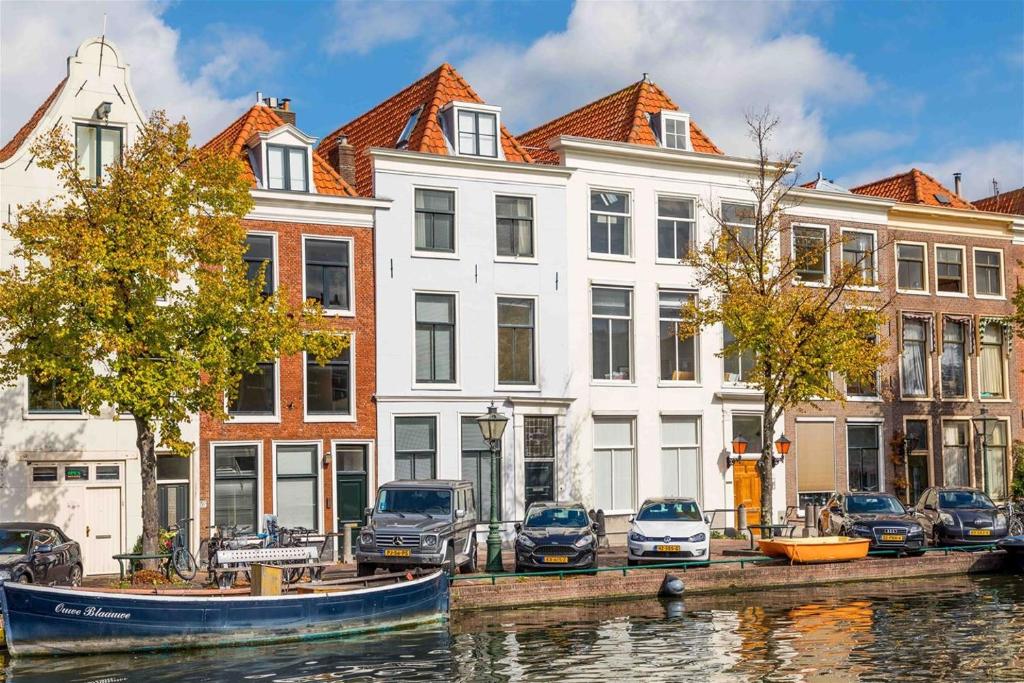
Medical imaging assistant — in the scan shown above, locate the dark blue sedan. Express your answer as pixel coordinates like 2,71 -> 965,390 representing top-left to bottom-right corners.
513,502 -> 598,572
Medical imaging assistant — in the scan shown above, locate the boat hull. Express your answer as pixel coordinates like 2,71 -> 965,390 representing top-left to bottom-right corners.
758,537 -> 870,564
0,570 -> 449,657
997,536 -> 1024,572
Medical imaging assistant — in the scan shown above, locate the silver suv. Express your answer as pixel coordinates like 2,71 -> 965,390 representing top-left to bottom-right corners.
356,480 -> 478,576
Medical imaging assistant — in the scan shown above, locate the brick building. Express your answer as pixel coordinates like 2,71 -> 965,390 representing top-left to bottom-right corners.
198,98 -> 388,552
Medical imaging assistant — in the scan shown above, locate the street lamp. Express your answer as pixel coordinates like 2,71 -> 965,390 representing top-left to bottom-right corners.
772,434 -> 791,468
972,407 -> 998,492
727,435 -> 748,469
477,404 -> 509,573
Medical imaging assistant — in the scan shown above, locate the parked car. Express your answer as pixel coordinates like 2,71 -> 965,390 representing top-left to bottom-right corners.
0,522 -> 83,586
356,480 -> 477,576
627,498 -> 710,566
513,502 -> 598,573
816,492 -> 926,555
911,487 -> 1009,546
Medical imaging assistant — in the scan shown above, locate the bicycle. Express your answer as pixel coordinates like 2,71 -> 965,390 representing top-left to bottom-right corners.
277,526 -> 328,583
1006,500 -> 1024,536
168,517 -> 198,582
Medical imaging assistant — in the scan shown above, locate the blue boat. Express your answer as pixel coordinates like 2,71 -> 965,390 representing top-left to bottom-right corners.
0,570 -> 449,657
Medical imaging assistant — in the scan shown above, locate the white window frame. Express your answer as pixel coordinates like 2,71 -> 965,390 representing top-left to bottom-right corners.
592,415 -> 637,514
972,247 -> 1005,299
655,193 -> 698,264
978,319 -> 1010,402
411,185 -> 459,260
660,415 -> 702,501
493,191 -> 538,264
590,285 -> 634,385
446,102 -> 503,159
209,440 -> 265,533
271,440 -> 323,534
981,418 -> 1012,501
659,111 -> 691,151
791,222 -> 830,286
845,328 -> 882,402
845,421 -> 885,493
939,317 -> 971,401
588,187 -> 633,261
392,413 -> 441,481
301,234 -> 355,317
226,361 -> 281,424
657,288 -> 700,385
303,334 -> 356,423
721,200 -> 757,257
894,240 -> 929,295
412,289 -> 461,390
22,375 -> 85,420
899,315 -> 932,401
840,227 -> 879,290
244,231 -> 279,296
934,243 -> 967,297
940,418 -> 974,488
264,143 -> 312,193
494,294 -> 540,391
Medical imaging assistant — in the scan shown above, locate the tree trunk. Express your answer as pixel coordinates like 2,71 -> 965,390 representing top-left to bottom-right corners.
758,406 -> 776,527
136,417 -> 160,570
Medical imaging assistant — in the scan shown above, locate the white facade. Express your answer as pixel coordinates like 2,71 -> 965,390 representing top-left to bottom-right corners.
372,148 -> 572,530
0,38 -> 195,574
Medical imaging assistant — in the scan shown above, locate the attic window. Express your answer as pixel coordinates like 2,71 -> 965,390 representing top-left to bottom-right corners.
397,106 -> 423,149
652,111 -> 691,151
934,193 -> 951,205
267,144 -> 308,192
457,109 -> 497,157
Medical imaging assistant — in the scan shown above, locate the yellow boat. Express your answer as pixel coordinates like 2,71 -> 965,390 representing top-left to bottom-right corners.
757,536 -> 870,564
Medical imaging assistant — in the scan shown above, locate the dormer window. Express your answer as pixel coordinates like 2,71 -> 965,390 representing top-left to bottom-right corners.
397,106 -> 423,148
457,110 -> 497,157
267,144 -> 308,192
651,110 -> 691,151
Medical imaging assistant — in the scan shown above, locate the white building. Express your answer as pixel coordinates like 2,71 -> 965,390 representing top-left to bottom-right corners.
519,79 -> 786,534
318,64 -> 572,532
0,38 -> 181,574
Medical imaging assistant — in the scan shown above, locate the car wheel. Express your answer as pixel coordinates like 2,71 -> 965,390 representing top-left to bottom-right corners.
907,550 -> 926,558
513,563 -> 524,574
356,563 -> 376,577
459,539 -> 478,575
69,564 -> 83,587
627,558 -> 638,567
443,544 -> 456,576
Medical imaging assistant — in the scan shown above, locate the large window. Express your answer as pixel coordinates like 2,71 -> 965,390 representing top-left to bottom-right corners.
461,417 -> 500,517
940,318 -> 967,398
267,145 -> 308,192
942,421 -> 970,487
27,376 -> 78,414
896,243 -> 926,292
229,363 -> 276,416
936,246 -> 965,293
524,416 -> 556,507
244,234 -> 274,295
975,249 -> 1004,297
414,189 -> 455,253
214,445 -> 259,532
306,349 -> 351,416
591,287 -> 632,381
304,238 -> 350,312
723,327 -> 755,384
415,293 -> 456,384
275,445 -> 318,530
796,421 -> 836,509
842,231 -> 876,285
722,202 -> 756,256
659,290 -> 697,382
75,123 -> 122,182
657,196 -> 695,261
905,420 -> 930,506
661,417 -> 700,499
590,190 -> 631,257
979,321 -> 1007,399
496,195 -> 534,258
497,298 -> 535,385
900,317 -> 929,398
846,334 -> 879,398
793,226 -> 827,283
457,110 -> 497,157
847,424 -> 880,492
594,417 -> 635,512
395,417 -> 436,480
983,421 -> 1008,500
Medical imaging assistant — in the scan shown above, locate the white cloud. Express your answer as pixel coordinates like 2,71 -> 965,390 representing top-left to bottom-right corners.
0,1 -> 275,145
456,1 -> 872,168
831,129 -> 916,157
325,0 -> 456,56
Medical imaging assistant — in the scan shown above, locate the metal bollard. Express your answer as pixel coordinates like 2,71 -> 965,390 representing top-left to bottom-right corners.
736,504 -> 747,535
595,510 -> 607,548
804,504 -> 816,537
343,522 -> 357,564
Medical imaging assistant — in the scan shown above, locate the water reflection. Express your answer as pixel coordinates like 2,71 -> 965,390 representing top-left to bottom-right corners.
4,574 -> 1023,682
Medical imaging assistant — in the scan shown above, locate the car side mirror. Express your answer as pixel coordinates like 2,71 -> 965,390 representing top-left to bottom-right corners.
906,507 -> 916,515
628,516 -> 635,524
33,544 -> 53,554
455,509 -> 466,519
703,514 -> 711,525
364,507 -> 373,517
514,523 -> 522,532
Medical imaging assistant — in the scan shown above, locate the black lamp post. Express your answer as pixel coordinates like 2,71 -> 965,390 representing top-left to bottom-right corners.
477,404 -> 509,573
972,407 -> 998,493
772,434 -> 791,468
727,435 -> 748,469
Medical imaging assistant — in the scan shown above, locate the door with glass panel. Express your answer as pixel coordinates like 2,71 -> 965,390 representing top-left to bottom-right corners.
904,420 -> 930,506
731,415 -> 762,532
524,416 -> 556,507
941,421 -> 970,487
275,444 -> 319,531
335,445 -> 368,554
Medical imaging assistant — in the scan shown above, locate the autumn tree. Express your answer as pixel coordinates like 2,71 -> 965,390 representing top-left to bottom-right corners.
680,111 -> 889,528
0,113 -> 347,560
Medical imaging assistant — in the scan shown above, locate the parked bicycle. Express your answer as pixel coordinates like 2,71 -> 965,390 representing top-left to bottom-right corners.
168,517 -> 198,582
1006,500 -> 1024,536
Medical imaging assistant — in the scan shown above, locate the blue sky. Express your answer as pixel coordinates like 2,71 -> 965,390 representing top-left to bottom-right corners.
3,1 -> 1022,198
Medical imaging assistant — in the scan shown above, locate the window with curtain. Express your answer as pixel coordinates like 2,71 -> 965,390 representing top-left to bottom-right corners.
983,422 -> 1008,500
461,417 -> 500,517
901,318 -> 928,397
979,322 -> 1006,398
497,298 -> 535,385
590,190 -> 631,256
659,290 -> 697,381
306,349 -> 351,415
657,196 -> 696,261
796,421 -> 835,508
942,421 -> 970,487
936,247 -> 965,293
304,238 -> 350,312
593,417 -> 635,511
495,195 -> 534,258
244,234 -> 274,295
661,417 -> 700,499
275,444 -> 318,530
794,226 -> 827,283
847,425 -> 880,492
524,416 -> 556,507
414,189 -> 455,253
842,231 -> 876,285
940,319 -> 967,398
723,327 -> 755,384
896,243 -> 926,291
591,287 -> 632,380
415,294 -> 456,383
214,445 -> 259,532
395,417 -> 436,480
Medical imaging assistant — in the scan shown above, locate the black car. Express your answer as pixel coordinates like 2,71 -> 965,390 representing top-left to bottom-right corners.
0,523 -> 83,586
817,492 -> 926,555
513,502 -> 598,573
911,487 -> 1008,546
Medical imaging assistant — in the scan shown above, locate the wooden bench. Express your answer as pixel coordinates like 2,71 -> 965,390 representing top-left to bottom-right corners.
211,546 -> 330,587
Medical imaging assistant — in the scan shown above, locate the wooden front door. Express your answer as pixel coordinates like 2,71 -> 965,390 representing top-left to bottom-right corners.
733,460 -> 762,533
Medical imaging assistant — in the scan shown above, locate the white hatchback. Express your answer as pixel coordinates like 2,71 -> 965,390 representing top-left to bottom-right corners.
627,498 -> 711,566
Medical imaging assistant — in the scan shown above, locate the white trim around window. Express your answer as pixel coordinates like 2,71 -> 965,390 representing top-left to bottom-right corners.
589,284 -> 635,386
898,314 -> 933,401
209,440 -> 265,533
270,440 -> 324,534
894,240 -> 930,295
654,191 -> 699,265
245,230 -> 280,296
934,243 -> 968,297
301,234 -> 355,317
588,186 -> 634,262
411,289 -> 461,390
411,184 -> 459,260
494,293 -> 540,392
791,222 -> 830,286
492,190 -> 538,264
845,420 -> 885,494
225,361 -> 281,424
839,227 -> 879,291
972,247 -> 1006,299
303,334 -> 357,423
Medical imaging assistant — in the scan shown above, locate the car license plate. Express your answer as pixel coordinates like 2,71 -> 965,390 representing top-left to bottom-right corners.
656,545 -> 681,552
880,534 -> 905,542
969,529 -> 991,536
384,548 -> 412,557
543,556 -> 569,563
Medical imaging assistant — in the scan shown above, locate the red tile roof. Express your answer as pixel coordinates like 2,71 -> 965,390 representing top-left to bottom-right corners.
0,78 -> 67,163
317,63 -> 532,196
518,79 -> 723,164
850,168 -> 974,209
202,104 -> 356,197
974,187 -> 1024,216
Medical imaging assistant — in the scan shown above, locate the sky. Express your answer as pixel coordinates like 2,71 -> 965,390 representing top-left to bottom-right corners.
2,0 -> 1022,200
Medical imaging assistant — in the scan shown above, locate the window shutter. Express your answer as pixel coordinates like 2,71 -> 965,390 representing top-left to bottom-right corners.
796,421 -> 836,494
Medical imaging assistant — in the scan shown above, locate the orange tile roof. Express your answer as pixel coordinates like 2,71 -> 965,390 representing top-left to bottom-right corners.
974,187 -> 1024,216
518,79 -> 723,164
202,104 -> 356,197
317,63 -> 532,196
850,168 -> 974,209
0,78 -> 67,163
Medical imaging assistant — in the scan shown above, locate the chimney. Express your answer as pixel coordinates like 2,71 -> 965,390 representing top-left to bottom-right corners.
953,172 -> 962,197
326,135 -> 357,189
261,95 -> 296,126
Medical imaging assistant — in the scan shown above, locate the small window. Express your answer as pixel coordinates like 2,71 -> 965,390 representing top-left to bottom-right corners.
32,466 -> 58,482
96,465 -> 121,481
27,376 -> 78,414
793,226 -> 827,283
75,123 -> 122,182
415,293 -> 456,384
267,145 -> 308,192
396,106 -> 423,148
936,246 -> 965,293
395,417 -> 437,480
723,327 -> 756,384
657,196 -> 695,261
842,231 -> 876,285
496,196 -> 534,258
456,110 -> 497,157
415,189 -> 455,253
304,238 -> 351,312
63,465 -> 89,481
497,298 -> 535,385
661,114 -> 690,150
896,243 -> 926,292
590,190 -> 631,257
721,202 -> 756,256
974,249 -> 1003,297
306,348 -> 352,416
229,363 -> 276,416
244,234 -> 274,296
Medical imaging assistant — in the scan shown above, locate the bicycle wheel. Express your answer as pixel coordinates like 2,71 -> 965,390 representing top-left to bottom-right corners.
173,547 -> 198,582
1009,517 -> 1023,536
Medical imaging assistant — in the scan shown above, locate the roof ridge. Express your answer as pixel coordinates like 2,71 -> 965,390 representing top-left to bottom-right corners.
0,77 -> 68,163
849,168 -> 914,192
520,79 -> 647,140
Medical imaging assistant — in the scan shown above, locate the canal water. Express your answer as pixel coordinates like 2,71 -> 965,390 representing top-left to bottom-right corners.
4,573 -> 1023,682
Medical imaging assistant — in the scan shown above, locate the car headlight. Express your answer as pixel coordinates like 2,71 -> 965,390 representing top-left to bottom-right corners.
994,514 -> 1007,530
851,524 -> 872,536
688,532 -> 707,543
628,531 -> 650,543
422,534 -> 438,549
517,535 -> 536,548
939,513 -> 955,526
359,531 -> 374,546
908,524 -> 924,534
0,569 -> 11,581
574,535 -> 594,548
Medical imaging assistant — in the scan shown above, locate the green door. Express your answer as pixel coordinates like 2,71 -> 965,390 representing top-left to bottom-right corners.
335,446 -> 368,554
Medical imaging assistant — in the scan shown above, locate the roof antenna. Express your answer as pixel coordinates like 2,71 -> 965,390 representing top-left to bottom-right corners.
98,14 -> 107,76
992,178 -> 1000,196
642,72 -> 650,83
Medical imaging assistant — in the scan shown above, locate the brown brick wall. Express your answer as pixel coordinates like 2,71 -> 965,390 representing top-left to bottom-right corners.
198,218 -> 376,538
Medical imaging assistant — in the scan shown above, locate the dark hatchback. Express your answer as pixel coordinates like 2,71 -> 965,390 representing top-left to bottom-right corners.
513,502 -> 598,573
0,523 -> 83,586
911,487 -> 1008,546
817,492 -> 926,555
